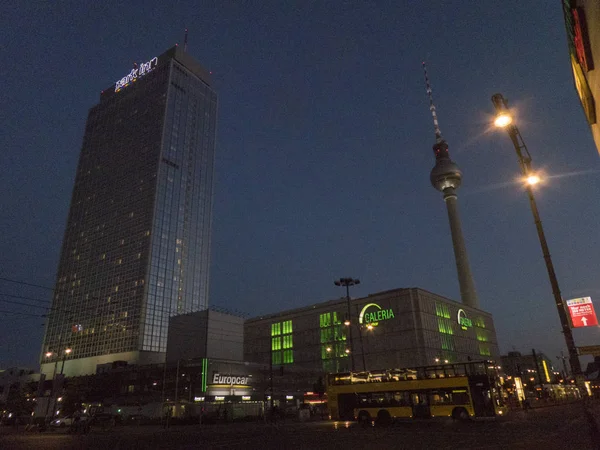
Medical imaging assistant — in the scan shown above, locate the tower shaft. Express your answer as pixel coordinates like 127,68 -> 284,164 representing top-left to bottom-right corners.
443,189 -> 479,309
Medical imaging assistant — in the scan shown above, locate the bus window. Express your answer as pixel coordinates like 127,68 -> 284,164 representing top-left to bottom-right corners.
451,390 -> 470,405
393,391 -> 410,406
429,390 -> 452,405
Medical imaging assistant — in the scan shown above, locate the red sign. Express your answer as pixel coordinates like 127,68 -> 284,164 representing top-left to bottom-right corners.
567,297 -> 598,328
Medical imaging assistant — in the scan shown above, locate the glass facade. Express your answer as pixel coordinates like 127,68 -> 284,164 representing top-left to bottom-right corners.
41,47 -> 217,366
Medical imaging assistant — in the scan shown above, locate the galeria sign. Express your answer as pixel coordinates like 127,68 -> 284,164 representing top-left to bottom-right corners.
457,309 -> 472,330
359,303 -> 395,327
115,57 -> 158,92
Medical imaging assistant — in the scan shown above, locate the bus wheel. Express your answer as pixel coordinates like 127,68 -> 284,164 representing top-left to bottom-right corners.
452,408 -> 469,421
357,411 -> 371,426
376,410 -> 392,426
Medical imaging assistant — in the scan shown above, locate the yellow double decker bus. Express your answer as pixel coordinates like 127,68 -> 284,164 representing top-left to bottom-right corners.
327,360 -> 506,424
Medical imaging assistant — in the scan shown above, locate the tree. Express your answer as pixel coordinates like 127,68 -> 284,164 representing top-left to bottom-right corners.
1,382 -> 37,418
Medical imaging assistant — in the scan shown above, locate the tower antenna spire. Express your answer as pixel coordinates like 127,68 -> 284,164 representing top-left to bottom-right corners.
184,28 -> 188,52
422,62 -> 443,144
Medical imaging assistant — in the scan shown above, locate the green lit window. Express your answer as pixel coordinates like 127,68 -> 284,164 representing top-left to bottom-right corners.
320,328 -> 332,343
321,345 -> 333,359
440,334 -> 455,351
333,312 -> 342,325
435,303 -> 450,319
272,320 -> 293,364
479,344 -> 491,356
475,317 -> 486,328
334,325 -> 347,341
437,318 -> 453,335
272,337 -> 281,350
319,311 -> 347,371
272,351 -> 282,365
476,330 -> 488,342
335,342 -> 349,358
271,322 -> 281,336
283,349 -> 294,364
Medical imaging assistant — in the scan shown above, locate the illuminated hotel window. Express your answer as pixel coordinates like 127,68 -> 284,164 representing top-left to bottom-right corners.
479,344 -> 491,356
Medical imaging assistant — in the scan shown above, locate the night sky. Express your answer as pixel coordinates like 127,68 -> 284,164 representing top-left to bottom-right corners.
2,1 -> 600,370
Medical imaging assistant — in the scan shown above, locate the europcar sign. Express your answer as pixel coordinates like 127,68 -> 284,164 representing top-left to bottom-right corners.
359,303 -> 395,327
211,373 -> 250,386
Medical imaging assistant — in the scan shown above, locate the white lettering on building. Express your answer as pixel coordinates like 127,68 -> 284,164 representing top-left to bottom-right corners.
211,373 -> 250,385
115,57 -> 158,92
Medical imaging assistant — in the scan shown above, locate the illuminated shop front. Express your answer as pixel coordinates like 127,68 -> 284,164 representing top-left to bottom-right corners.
244,287 -> 500,379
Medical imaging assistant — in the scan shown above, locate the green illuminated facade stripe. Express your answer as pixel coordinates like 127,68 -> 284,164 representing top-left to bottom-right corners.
271,320 -> 293,364
436,303 -> 456,358
435,303 -> 451,319
319,312 -> 347,372
201,358 -> 207,392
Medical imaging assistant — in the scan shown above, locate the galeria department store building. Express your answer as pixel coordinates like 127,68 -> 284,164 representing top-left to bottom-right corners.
244,288 -> 500,375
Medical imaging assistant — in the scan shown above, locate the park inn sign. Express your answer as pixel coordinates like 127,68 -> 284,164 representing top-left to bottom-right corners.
359,303 -> 395,326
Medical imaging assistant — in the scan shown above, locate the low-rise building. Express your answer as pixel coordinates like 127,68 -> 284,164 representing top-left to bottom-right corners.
244,287 -> 500,381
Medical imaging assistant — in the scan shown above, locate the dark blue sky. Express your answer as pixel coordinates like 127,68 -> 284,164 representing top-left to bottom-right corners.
2,1 -> 600,369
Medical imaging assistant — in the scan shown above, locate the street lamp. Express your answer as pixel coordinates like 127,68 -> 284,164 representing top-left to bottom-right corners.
334,278 -> 360,372
491,93 -> 583,389
60,347 -> 72,376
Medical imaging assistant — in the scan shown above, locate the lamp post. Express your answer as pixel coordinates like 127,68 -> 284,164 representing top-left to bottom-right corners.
60,347 -> 72,376
334,278 -> 360,372
490,93 -> 583,389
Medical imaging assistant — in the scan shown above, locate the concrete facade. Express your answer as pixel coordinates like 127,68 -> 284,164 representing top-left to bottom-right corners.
244,287 -> 499,376
166,310 -> 244,363
563,1 -> 600,155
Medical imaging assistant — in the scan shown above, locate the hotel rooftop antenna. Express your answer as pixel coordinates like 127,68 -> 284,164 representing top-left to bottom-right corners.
184,28 -> 188,52
423,62 -> 480,309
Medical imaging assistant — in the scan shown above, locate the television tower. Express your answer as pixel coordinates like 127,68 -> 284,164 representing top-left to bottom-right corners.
423,63 -> 479,309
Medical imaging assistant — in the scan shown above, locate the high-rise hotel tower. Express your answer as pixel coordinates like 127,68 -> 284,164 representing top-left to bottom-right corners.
41,46 -> 217,377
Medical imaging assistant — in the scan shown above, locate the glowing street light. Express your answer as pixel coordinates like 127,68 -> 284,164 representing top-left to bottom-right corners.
494,112 -> 512,128
490,93 -> 584,391
45,352 -> 53,358
366,324 -> 374,331
526,174 -> 541,186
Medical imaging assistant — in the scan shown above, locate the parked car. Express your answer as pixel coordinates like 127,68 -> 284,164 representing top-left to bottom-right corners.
50,414 -> 89,428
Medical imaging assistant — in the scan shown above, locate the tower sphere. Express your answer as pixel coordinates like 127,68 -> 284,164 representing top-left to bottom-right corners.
430,158 -> 462,192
